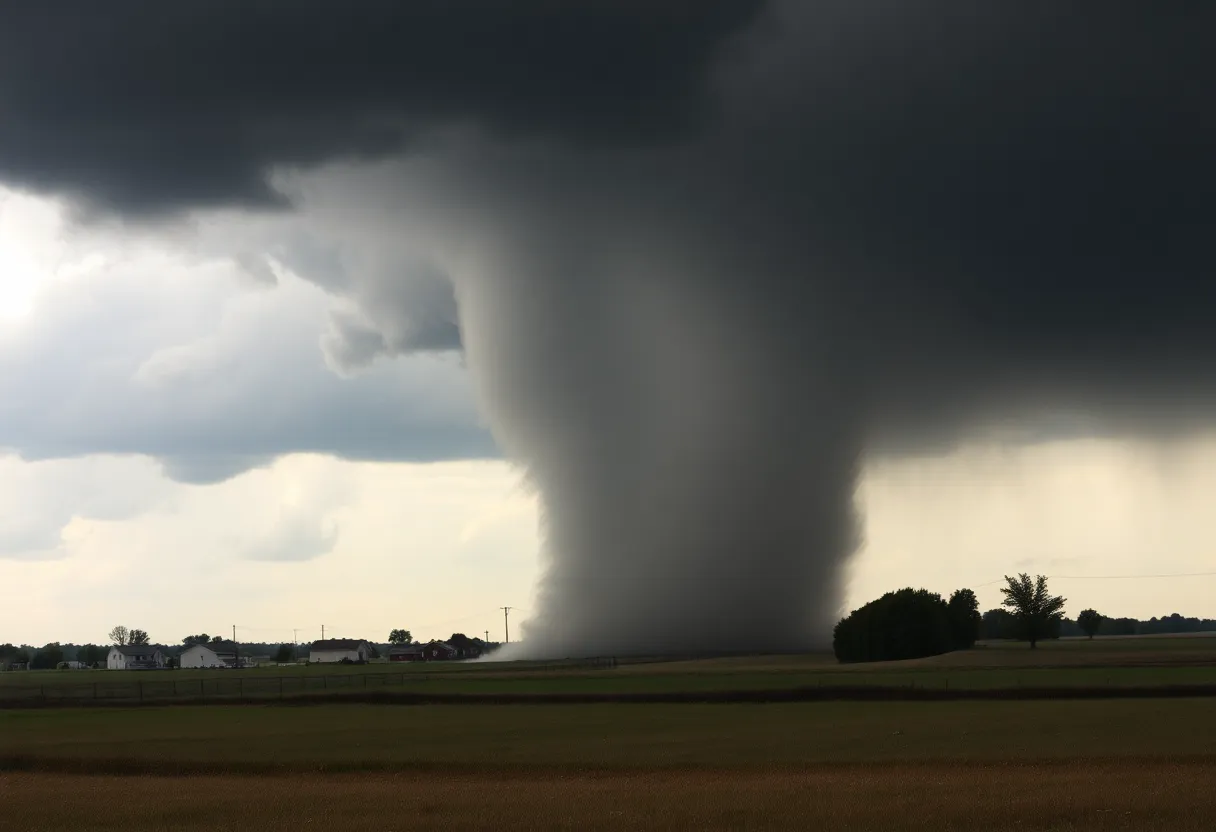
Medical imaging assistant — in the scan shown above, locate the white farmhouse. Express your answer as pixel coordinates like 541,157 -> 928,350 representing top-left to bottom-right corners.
179,642 -> 238,668
107,645 -> 165,670
309,638 -> 373,663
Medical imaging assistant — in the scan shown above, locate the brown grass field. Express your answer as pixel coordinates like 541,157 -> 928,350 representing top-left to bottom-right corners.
5,762 -> 1215,831
4,638 -> 1215,829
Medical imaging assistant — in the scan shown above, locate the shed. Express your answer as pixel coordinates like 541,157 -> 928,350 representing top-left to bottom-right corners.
309,639 -> 373,663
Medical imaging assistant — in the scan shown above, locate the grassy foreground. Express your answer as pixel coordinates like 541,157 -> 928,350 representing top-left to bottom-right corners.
5,640 -> 1215,829
6,762 -> 1215,831
5,699 -> 1216,771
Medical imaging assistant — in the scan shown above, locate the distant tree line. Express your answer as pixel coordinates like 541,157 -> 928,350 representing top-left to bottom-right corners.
979,609 -> 1216,641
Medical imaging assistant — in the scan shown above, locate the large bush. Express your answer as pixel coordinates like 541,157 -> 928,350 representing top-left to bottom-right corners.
833,588 -> 967,663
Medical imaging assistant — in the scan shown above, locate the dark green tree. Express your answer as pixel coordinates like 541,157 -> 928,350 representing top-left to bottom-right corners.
77,644 -> 108,667
128,629 -> 150,645
980,608 -> 1016,640
31,643 -> 65,670
388,629 -> 412,644
1000,574 -> 1067,649
274,644 -> 294,662
947,588 -> 981,649
833,588 -> 955,663
1077,609 -> 1104,639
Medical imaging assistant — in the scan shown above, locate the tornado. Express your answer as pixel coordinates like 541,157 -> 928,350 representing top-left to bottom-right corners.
0,2 -> 1213,657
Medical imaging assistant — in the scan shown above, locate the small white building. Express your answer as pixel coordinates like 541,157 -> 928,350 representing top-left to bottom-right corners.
107,645 -> 165,670
179,643 -> 237,669
309,638 -> 373,663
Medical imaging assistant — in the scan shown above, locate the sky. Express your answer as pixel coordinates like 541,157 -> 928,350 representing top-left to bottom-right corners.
2,5 -> 1214,651
1,181 -> 1213,646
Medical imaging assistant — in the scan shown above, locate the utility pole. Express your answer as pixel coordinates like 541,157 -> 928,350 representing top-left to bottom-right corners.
293,629 -> 300,661
232,625 -> 239,668
500,607 -> 513,643
322,624 -> 325,640
484,630 -> 490,643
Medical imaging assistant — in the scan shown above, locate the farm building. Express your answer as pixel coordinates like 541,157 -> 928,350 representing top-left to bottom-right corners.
389,641 -> 473,662
179,642 -> 238,668
388,644 -> 425,662
107,645 -> 165,670
309,638 -> 373,663
424,642 -> 458,661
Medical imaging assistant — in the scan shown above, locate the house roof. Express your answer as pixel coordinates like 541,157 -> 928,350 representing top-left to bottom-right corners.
112,644 -> 161,656
388,644 -> 424,654
183,642 -> 238,656
310,638 -> 369,651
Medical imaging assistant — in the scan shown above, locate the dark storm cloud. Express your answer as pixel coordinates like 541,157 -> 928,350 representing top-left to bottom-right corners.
3,2 -> 1215,656
0,0 -> 763,212
322,258 -> 463,372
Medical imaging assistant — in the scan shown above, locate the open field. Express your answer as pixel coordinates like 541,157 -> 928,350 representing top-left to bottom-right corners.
5,638 -> 1215,830
3,699 -> 1215,830
3,636 -> 1214,705
5,699 -> 1216,771
7,762 -> 1216,831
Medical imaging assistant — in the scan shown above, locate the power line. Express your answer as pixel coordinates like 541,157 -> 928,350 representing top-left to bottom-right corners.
1049,570 -> 1216,581
971,570 -> 1216,590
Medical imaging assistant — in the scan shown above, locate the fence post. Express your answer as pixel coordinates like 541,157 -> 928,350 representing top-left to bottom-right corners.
201,679 -> 205,698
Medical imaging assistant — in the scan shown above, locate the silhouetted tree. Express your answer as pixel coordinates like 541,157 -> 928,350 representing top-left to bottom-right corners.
1,644 -> 31,668
947,589 -> 981,649
981,608 -> 1018,640
274,644 -> 294,662
108,626 -> 129,646
388,629 -> 412,644
1000,574 -> 1066,649
77,644 -> 108,667
833,588 -> 955,663
182,634 -> 211,646
128,629 -> 150,645
447,633 -> 481,658
1077,609 -> 1103,639
30,643 -> 64,670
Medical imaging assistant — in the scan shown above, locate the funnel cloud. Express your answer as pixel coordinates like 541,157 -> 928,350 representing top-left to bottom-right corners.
2,2 -> 1214,656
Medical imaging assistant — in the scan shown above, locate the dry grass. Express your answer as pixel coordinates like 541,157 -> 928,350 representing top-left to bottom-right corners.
6,761 -> 1215,831
5,700 -> 1216,772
